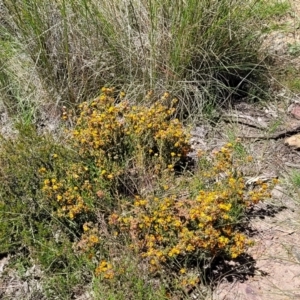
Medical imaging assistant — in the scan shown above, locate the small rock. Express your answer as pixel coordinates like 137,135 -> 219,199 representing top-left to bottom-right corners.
245,284 -> 261,300
75,290 -> 94,300
0,254 -> 10,275
190,125 -> 209,138
284,134 -> 300,148
288,103 -> 300,119
271,185 -> 284,200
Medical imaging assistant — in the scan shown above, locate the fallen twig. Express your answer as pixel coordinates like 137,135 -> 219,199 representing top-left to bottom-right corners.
237,125 -> 300,140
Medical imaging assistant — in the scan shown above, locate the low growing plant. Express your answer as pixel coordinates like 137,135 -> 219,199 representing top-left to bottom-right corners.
0,88 -> 274,297
108,144 -> 273,290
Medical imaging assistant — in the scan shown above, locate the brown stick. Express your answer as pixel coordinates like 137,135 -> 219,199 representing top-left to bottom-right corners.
237,125 -> 300,140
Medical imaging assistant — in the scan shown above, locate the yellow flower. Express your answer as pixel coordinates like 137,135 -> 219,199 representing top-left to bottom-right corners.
95,260 -> 114,279
168,164 -> 174,171
218,236 -> 229,246
163,92 -> 170,99
38,167 -> 47,173
188,277 -> 199,286
222,214 -> 230,220
89,235 -> 99,244
168,247 -> 180,257
228,178 -> 236,186
44,179 -> 50,185
186,244 -> 195,252
206,215 -> 213,222
104,270 -> 114,279
218,203 -> 232,211
171,98 -> 178,104
69,211 -> 74,219
83,223 -> 89,232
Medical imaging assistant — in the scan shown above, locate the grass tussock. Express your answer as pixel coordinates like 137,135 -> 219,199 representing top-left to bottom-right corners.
0,0 -> 267,121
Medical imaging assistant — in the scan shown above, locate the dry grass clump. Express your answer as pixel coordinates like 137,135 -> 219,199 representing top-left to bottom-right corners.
0,0 -> 266,122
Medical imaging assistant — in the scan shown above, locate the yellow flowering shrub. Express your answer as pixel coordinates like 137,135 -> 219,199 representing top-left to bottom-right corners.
72,87 -> 190,174
40,158 -> 97,220
40,88 -> 191,220
37,88 -> 273,290
108,144 -> 273,284
74,222 -> 101,254
38,88 -> 193,282
95,260 -> 115,279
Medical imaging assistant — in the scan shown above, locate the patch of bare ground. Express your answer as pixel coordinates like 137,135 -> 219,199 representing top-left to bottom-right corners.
212,186 -> 300,300
261,0 -> 300,66
0,259 -> 45,300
